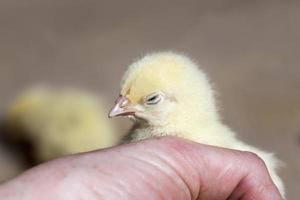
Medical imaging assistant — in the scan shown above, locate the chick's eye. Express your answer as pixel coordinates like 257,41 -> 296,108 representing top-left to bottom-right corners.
145,93 -> 163,105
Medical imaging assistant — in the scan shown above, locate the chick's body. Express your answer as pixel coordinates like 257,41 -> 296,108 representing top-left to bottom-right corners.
8,88 -> 117,161
110,52 -> 285,197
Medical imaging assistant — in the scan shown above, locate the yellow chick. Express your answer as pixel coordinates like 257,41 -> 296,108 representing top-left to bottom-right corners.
7,87 -> 118,161
109,52 -> 285,197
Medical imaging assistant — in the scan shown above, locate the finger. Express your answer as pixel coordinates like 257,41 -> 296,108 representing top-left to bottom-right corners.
122,137 -> 282,200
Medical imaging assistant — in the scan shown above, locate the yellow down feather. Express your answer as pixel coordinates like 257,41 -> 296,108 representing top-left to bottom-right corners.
117,52 -> 285,197
7,87 -> 117,161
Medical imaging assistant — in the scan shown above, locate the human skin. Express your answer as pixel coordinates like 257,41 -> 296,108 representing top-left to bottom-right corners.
0,137 -> 281,200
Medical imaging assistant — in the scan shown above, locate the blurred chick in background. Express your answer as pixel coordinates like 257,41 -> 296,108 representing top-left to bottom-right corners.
7,87 -> 118,162
109,52 -> 285,197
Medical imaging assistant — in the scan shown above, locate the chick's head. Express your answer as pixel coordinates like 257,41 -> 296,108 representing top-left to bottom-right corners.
109,52 -> 220,129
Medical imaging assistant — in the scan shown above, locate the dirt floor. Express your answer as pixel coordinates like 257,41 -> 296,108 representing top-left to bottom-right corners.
0,0 -> 299,199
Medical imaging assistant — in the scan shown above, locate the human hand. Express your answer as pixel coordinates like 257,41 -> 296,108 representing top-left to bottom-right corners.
0,137 -> 281,200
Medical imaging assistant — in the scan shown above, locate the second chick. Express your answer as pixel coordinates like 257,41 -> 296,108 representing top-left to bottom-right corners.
7,87 -> 118,161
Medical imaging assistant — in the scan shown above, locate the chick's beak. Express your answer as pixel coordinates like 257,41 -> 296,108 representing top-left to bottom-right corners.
108,95 -> 136,118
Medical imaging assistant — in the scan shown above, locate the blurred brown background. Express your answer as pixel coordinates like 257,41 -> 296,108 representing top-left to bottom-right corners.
0,0 -> 299,199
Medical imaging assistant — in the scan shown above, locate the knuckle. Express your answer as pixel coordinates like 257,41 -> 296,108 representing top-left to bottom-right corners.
243,151 -> 267,169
